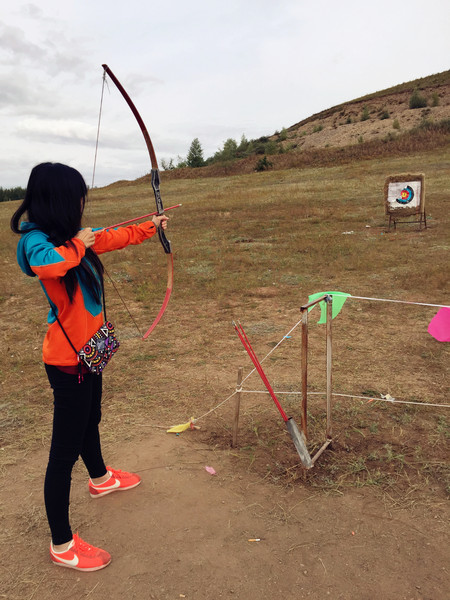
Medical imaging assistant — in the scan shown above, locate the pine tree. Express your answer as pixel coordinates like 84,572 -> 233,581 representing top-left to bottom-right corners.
186,138 -> 205,168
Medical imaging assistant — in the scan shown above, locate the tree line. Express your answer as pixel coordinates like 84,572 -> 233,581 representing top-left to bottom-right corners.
2,132 -> 285,195
0,187 -> 26,202
161,129 -> 288,171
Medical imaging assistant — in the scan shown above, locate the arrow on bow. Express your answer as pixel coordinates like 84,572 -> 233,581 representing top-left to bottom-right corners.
101,63 -> 173,339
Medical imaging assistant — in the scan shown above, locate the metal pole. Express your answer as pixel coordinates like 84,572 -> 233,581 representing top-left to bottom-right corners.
326,296 -> 333,439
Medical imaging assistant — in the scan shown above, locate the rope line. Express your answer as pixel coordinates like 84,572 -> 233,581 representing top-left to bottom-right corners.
238,388 -> 450,409
240,318 -> 302,386
341,294 -> 449,309
195,390 -> 238,422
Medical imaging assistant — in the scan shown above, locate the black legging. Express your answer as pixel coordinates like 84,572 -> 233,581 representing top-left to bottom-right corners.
44,365 -> 107,545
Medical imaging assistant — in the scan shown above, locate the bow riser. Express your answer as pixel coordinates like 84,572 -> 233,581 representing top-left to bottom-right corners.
151,169 -> 171,254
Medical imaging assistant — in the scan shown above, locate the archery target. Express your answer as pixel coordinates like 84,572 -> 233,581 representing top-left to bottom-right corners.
387,180 -> 421,210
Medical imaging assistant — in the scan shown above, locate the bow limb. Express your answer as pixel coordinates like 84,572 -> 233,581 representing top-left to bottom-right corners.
101,63 -> 173,338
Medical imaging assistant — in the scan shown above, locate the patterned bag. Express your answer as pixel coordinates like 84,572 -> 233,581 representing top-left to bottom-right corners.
50,287 -> 119,377
77,321 -> 120,374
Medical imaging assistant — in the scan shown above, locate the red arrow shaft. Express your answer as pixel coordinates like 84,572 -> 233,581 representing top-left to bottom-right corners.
103,203 -> 182,230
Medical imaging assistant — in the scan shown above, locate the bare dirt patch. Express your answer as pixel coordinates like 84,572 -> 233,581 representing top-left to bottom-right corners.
0,431 -> 448,600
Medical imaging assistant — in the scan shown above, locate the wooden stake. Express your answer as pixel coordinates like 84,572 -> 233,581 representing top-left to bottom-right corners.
301,307 -> 308,439
232,367 -> 243,447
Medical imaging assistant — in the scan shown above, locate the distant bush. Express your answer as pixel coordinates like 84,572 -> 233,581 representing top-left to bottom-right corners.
279,127 -> 288,141
264,140 -> 278,155
361,106 -> 370,121
393,119 -> 400,130
255,156 -> 273,172
431,92 -> 440,107
161,158 -> 175,170
313,124 -> 323,133
409,89 -> 427,109
414,117 -> 450,133
186,138 -> 205,168
214,138 -> 238,162
379,109 -> 390,120
383,132 -> 396,143
346,116 -> 352,124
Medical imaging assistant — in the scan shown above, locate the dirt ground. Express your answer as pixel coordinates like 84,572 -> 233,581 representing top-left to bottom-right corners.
1,151 -> 449,599
0,426 -> 448,600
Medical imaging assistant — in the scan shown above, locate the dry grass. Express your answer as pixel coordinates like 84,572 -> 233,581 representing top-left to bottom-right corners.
1,145 -> 449,502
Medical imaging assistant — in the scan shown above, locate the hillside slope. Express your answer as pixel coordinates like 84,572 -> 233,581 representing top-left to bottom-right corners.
278,70 -> 450,152
133,70 -> 450,184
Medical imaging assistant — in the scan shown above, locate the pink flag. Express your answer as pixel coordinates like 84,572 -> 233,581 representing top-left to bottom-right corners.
428,307 -> 450,342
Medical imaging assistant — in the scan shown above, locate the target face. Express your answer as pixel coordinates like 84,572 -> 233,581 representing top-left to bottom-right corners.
397,185 -> 414,204
387,180 -> 421,210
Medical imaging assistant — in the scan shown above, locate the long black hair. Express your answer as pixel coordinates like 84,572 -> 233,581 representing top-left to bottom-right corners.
11,162 -> 104,303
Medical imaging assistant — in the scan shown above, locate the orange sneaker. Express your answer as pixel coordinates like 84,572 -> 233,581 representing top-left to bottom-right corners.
50,533 -> 111,571
89,466 -> 141,498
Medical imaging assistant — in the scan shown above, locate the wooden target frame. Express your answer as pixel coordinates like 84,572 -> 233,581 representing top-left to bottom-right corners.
384,173 -> 426,231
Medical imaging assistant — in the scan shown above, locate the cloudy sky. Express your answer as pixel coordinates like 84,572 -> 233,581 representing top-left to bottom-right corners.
1,0 -> 449,188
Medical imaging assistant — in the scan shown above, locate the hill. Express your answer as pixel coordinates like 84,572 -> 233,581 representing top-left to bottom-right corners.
280,69 -> 450,152
154,69 -> 450,182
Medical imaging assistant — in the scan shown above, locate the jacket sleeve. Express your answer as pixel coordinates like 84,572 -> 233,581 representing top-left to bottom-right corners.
23,230 -> 86,280
92,221 -> 157,255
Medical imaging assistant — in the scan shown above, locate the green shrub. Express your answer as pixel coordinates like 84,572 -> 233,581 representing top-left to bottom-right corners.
361,106 -> 370,121
409,89 -> 427,109
264,140 -> 278,155
313,124 -> 323,133
393,119 -> 400,130
379,109 -> 390,120
431,92 -> 440,107
255,156 -> 273,172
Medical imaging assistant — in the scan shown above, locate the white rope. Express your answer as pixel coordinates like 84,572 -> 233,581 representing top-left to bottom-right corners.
195,390 -> 238,422
328,392 -> 450,409
335,293 -> 449,309
240,318 -> 302,386
239,388 -> 450,409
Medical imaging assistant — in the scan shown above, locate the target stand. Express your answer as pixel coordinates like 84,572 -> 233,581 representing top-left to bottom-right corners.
385,173 -> 426,231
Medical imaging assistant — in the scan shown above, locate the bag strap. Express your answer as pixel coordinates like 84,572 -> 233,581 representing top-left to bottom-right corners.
49,284 -> 107,356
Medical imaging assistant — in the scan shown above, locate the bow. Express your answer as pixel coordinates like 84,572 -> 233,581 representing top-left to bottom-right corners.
102,64 -> 173,339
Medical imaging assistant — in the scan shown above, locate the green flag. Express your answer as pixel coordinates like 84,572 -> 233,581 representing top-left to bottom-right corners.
307,291 -> 350,324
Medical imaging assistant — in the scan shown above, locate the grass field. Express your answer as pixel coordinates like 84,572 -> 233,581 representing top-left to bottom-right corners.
1,145 -> 449,503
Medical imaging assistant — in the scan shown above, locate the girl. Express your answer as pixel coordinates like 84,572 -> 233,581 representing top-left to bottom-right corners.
11,162 -> 168,571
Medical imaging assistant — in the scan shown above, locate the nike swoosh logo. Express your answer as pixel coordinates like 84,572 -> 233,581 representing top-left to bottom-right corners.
95,478 -> 120,491
53,552 -> 79,566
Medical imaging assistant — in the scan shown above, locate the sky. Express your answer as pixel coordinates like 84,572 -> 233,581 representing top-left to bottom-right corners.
1,0 -> 449,188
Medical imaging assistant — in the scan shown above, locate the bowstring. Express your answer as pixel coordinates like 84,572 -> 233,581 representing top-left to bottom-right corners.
91,71 -> 108,189
103,266 -> 144,338
92,72 -> 143,339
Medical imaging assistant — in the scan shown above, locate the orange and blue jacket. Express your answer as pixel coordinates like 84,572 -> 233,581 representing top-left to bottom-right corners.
17,221 -> 157,366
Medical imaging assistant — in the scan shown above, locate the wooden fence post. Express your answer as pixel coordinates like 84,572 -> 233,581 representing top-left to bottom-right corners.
232,367 -> 243,447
